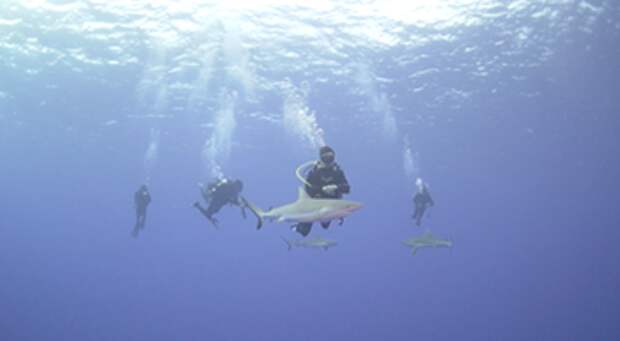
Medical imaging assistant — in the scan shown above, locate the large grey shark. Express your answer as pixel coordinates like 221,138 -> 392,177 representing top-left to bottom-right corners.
243,187 -> 362,229
281,236 -> 338,251
403,231 -> 453,256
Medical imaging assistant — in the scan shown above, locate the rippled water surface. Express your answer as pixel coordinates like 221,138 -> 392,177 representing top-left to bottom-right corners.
1,1 -> 619,340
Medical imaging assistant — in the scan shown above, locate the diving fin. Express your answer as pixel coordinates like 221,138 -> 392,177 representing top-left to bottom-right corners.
280,236 -> 292,251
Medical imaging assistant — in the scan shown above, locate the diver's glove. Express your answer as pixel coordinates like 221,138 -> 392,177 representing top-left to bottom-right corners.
322,184 -> 338,195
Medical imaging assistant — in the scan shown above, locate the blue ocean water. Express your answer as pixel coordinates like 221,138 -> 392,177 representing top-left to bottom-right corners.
1,1 -> 619,340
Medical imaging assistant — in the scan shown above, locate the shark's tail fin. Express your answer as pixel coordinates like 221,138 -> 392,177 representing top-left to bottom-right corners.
280,236 -> 292,251
241,197 -> 265,230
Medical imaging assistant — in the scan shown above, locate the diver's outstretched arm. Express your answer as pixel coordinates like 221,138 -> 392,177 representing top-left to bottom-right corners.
236,196 -> 247,219
240,197 -> 264,230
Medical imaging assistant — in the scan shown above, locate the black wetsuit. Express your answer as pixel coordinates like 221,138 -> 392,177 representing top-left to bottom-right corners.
413,187 -> 434,226
295,161 -> 350,237
194,179 -> 244,226
133,186 -> 151,236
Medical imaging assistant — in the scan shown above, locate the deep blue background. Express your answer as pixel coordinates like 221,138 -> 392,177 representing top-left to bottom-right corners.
1,2 -> 620,340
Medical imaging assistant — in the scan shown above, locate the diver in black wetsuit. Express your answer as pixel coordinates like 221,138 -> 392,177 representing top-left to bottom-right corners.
412,178 -> 434,227
133,184 -> 151,237
193,178 -> 246,227
294,145 -> 350,237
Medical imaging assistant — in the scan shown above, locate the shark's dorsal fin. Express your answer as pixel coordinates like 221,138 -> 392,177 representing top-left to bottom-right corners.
297,187 -> 310,200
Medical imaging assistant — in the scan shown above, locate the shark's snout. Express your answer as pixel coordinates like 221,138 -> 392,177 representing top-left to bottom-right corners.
347,202 -> 363,212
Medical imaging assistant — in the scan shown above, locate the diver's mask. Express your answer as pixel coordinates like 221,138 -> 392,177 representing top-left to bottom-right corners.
320,151 -> 335,165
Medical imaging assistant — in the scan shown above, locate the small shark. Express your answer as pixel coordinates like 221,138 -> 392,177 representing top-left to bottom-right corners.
403,230 -> 453,256
243,187 -> 362,229
281,236 -> 338,251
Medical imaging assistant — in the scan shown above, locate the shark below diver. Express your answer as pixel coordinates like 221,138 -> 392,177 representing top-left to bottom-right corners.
403,230 -> 453,256
281,236 -> 338,251
243,187 -> 362,230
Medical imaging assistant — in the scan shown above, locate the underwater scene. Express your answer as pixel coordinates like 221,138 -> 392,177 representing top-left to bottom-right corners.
1,1 -> 619,340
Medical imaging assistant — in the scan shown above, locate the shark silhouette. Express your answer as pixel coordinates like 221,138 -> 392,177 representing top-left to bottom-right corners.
403,230 -> 453,256
243,187 -> 362,229
281,236 -> 338,251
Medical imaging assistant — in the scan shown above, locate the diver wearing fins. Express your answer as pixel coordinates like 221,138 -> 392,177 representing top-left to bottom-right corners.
294,145 -> 350,237
194,178 -> 246,227
412,177 -> 434,227
133,184 -> 151,237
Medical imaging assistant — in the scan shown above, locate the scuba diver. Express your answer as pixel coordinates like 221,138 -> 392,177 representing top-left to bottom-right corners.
193,178 -> 246,227
412,177 -> 434,227
133,184 -> 151,237
294,145 -> 350,237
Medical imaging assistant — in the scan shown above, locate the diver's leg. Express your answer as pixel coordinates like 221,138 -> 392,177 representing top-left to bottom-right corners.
203,200 -> 225,227
133,209 -> 142,234
194,202 -> 218,226
193,202 -> 210,218
139,211 -> 147,229
295,223 -> 312,237
416,207 -> 425,226
205,199 -> 225,217
132,218 -> 140,237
